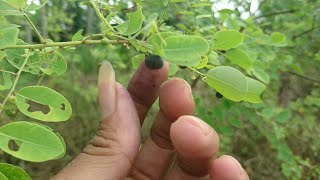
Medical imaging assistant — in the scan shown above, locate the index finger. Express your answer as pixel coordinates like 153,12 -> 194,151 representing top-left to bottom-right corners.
127,60 -> 169,124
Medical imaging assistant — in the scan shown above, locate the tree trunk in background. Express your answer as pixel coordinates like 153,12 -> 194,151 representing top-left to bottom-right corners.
86,7 -> 94,35
40,6 -> 49,38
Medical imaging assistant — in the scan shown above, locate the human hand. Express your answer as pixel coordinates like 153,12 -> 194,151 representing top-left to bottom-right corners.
52,60 -> 249,180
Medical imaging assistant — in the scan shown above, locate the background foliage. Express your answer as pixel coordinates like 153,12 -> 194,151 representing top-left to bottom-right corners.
0,0 -> 320,179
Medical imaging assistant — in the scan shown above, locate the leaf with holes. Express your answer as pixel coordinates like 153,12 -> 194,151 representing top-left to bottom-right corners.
162,35 -> 209,66
243,77 -> 266,103
117,4 -> 144,35
0,163 -> 31,180
213,30 -> 244,50
225,48 -> 252,70
206,66 -> 248,101
16,86 -> 72,122
0,122 -> 66,162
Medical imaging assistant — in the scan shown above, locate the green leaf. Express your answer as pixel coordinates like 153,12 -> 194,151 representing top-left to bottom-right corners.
16,86 -> 72,122
40,51 -> 67,76
72,29 -> 84,41
0,72 -> 12,90
225,48 -> 252,70
0,50 -> 5,61
213,30 -> 244,50
208,51 -> 220,65
0,27 -> 19,49
168,64 -> 178,76
3,0 -> 27,8
117,4 -> 144,35
206,66 -> 247,102
163,35 -> 209,66
243,77 -> 266,103
0,1 -> 24,16
276,110 -> 292,124
0,24 -> 20,29
252,68 -> 270,84
194,56 -> 208,69
0,163 -> 31,180
0,121 -> 66,162
25,0 -> 47,11
131,54 -> 145,69
270,32 -> 286,44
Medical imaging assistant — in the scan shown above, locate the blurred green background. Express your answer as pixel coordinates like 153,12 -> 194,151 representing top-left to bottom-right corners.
1,0 -> 320,179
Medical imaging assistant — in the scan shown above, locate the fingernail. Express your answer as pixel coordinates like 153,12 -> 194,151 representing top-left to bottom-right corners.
222,155 -> 243,170
98,60 -> 116,118
186,116 -> 210,135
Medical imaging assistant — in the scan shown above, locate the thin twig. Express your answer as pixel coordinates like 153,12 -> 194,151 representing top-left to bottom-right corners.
89,0 -> 115,32
254,9 -> 297,20
0,50 -> 32,116
160,0 -> 171,21
286,71 -> 320,84
0,39 -> 127,50
22,9 -> 46,43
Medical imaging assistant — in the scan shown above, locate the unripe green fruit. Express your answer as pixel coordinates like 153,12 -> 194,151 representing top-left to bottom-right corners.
145,55 -> 164,69
216,92 -> 223,98
8,95 -> 16,104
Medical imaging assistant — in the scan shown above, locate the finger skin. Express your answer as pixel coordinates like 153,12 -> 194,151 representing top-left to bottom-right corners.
130,78 -> 195,179
127,61 -> 169,124
166,116 -> 219,180
210,155 -> 250,180
53,83 -> 141,180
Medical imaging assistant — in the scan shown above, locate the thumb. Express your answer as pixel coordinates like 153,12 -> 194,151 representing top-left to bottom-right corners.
52,61 -> 141,180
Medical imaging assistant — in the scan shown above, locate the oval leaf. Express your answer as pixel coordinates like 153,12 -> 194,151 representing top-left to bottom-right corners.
243,77 -> 266,103
131,54 -> 145,69
0,27 -> 19,49
213,30 -> 244,50
163,35 -> 209,66
0,163 -> 31,180
117,4 -> 144,35
206,66 -> 247,101
225,48 -> 252,70
0,122 -> 66,162
16,86 -> 72,122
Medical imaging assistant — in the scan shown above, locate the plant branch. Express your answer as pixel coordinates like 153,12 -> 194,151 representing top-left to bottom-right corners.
254,9 -> 297,20
0,50 -> 32,116
22,9 -> 46,43
160,0 -> 171,21
286,71 -> 320,84
89,0 -> 115,32
0,39 -> 127,50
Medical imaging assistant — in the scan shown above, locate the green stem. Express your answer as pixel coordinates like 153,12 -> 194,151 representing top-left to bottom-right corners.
0,70 -> 16,75
188,67 -> 206,77
0,50 -> 32,116
22,9 -> 46,44
160,0 -> 171,21
89,0 -> 115,32
0,39 -> 127,50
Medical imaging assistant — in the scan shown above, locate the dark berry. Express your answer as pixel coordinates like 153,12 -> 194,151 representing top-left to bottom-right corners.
145,55 -> 164,69
216,92 -> 223,98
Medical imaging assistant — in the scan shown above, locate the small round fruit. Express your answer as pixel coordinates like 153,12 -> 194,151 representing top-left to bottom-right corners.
145,55 -> 164,69
216,92 -> 223,98
8,95 -> 16,104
